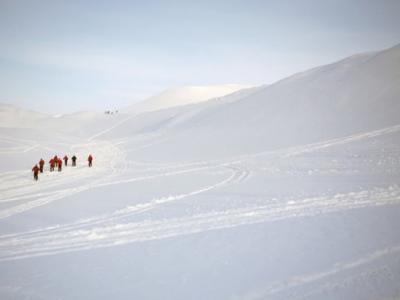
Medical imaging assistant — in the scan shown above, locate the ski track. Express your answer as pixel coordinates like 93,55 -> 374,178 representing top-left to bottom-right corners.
243,244 -> 400,300
0,132 -> 247,219
0,136 -> 41,154
0,124 -> 399,261
0,144 -> 39,154
0,157 -> 243,219
0,185 -> 399,261
87,115 -> 137,142
0,162 -> 249,243
0,140 -> 125,219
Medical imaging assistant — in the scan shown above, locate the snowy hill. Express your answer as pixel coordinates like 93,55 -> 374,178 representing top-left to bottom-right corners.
1,44 -> 400,300
2,43 -> 399,159
0,105 -> 132,140
0,103 -> 48,128
103,44 -> 400,161
124,84 -> 252,114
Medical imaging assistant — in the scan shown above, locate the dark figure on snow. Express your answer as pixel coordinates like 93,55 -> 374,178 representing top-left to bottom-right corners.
72,155 -> 77,167
88,154 -> 93,167
49,159 -> 55,172
32,164 -> 39,181
39,158 -> 45,173
63,155 -> 68,166
58,159 -> 63,172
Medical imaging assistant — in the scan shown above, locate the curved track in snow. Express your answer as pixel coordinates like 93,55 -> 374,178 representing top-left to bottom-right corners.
0,184 -> 400,261
0,125 -> 400,261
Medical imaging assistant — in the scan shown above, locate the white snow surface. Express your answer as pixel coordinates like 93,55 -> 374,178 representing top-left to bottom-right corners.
0,44 -> 400,300
124,84 -> 253,114
0,104 -> 48,128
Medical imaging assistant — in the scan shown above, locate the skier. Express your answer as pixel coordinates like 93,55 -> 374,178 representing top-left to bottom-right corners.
32,164 -> 39,181
49,159 -> 55,172
58,158 -> 63,172
63,155 -> 68,166
71,155 -> 77,167
88,154 -> 93,167
39,158 -> 45,173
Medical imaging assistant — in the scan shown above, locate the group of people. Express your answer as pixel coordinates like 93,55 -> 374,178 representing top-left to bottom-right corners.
32,154 -> 93,181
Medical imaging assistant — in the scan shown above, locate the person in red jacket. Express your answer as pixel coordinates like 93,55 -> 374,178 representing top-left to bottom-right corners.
88,154 -> 93,167
32,164 -> 39,181
58,158 -> 63,172
53,155 -> 59,168
49,159 -> 55,172
63,155 -> 68,166
39,158 -> 45,173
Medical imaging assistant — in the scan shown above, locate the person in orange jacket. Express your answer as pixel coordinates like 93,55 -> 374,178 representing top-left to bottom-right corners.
53,155 -> 59,168
39,158 -> 45,173
49,159 -> 55,172
88,154 -> 93,167
58,158 -> 63,172
32,164 -> 39,181
63,155 -> 68,166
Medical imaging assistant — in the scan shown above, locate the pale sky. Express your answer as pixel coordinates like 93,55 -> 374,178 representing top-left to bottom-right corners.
1,0 -> 399,114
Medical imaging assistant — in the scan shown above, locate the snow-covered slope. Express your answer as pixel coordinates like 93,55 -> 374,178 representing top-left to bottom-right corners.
0,104 -> 48,128
0,104 -> 133,140
124,84 -> 252,114
106,44 -> 400,161
1,44 -> 400,300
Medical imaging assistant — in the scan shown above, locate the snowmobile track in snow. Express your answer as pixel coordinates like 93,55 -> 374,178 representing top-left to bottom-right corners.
1,124 -> 400,260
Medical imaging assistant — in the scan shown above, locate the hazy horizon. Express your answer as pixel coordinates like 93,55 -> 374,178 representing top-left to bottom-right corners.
1,0 -> 400,114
